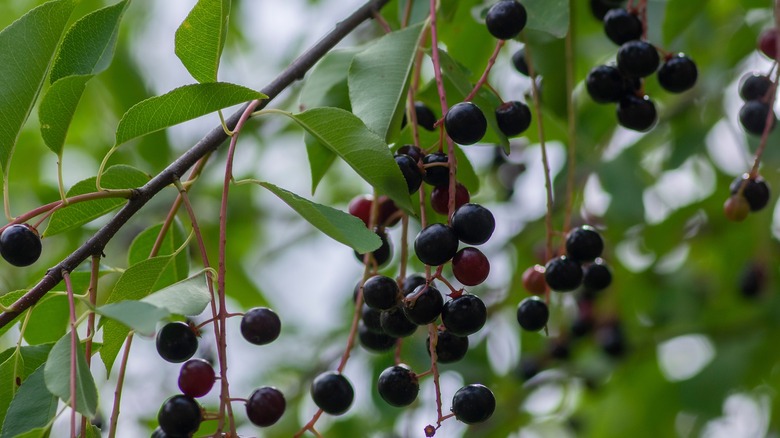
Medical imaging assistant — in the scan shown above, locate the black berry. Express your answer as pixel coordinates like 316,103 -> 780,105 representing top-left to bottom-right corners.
597,321 -> 627,357
246,387 -> 286,427
495,101 -> 532,137
603,9 -> 642,45
178,359 -> 215,398
426,329 -> 469,363
616,40 -> 659,78
657,54 -> 698,93
158,395 -> 201,436
362,304 -> 385,333
590,0 -> 625,20
444,102 -> 488,145
414,223 -> 459,266
516,297 -> 549,331
739,100 -> 776,135
377,365 -> 419,407
310,371 -> 354,415
739,74 -> 772,101
402,274 -> 428,295
362,275 -> 401,310
396,144 -> 424,163
451,384 -> 495,424
414,102 -> 437,131
156,322 -> 198,363
582,259 -> 612,291
511,47 -> 529,76
0,224 -> 42,267
544,256 -> 583,292
441,294 -> 487,336
586,65 -> 637,103
451,247 -> 490,286
617,94 -> 657,131
403,285 -> 444,325
485,0 -> 527,40
730,174 -> 770,211
395,154 -> 423,194
566,226 -> 603,262
354,228 -> 392,266
358,322 -> 397,352
380,305 -> 418,338
422,152 -> 450,186
240,307 -> 281,345
452,203 -> 495,245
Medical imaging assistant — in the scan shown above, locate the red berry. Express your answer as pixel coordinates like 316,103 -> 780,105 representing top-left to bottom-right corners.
348,195 -> 373,227
430,183 -> 470,215
246,387 -> 286,427
759,28 -> 779,60
452,247 -> 490,286
521,264 -> 547,295
178,359 -> 216,398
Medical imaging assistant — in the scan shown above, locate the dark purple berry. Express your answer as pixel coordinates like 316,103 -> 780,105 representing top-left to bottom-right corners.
403,285 -> 444,325
730,174 -> 770,211
617,40 -> 659,78
361,304 -> 384,333
414,223 -> 459,266
426,329 -> 469,363
422,153 -> 450,186
597,322 -> 627,357
395,154 -> 423,194
582,259 -> 612,291
451,384 -> 495,424
511,47 -> 529,75
358,322 -> 397,352
544,256 -> 583,292
430,183 -> 470,215
156,322 -> 198,363
158,395 -> 201,436
516,297 -> 549,331
377,365 -> 419,407
739,74 -> 772,101
495,101 -> 532,137
739,262 -> 766,298
362,275 -> 401,310
0,224 -> 42,267
617,94 -> 657,131
246,387 -> 286,427
451,247 -> 490,286
739,100 -> 776,135
485,0 -> 527,40
452,203 -> 495,245
444,102 -> 488,145
590,0 -> 625,20
657,54 -> 698,93
414,102 -> 437,131
586,65 -> 632,103
380,305 -> 417,338
603,9 -> 642,45
566,226 -> 604,262
151,427 -> 167,438
402,274 -> 428,295
441,294 -> 487,336
759,27 -> 779,60
396,144 -> 424,162
240,307 -> 281,345
354,228 -> 392,266
178,359 -> 215,398
310,372 -> 354,415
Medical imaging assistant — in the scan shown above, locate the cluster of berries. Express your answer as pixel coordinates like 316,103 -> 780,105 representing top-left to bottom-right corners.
738,72 -> 776,135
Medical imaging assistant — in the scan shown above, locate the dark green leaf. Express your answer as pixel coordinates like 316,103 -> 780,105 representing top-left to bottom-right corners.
44,333 -> 98,417
24,295 -> 68,345
0,366 -> 56,438
524,0 -> 570,38
175,0 -> 230,83
127,220 -> 190,287
39,74 -> 92,156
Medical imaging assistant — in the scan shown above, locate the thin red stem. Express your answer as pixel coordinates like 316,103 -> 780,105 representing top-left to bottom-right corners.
107,334 -> 133,438
63,271 -> 78,438
463,40 -> 505,102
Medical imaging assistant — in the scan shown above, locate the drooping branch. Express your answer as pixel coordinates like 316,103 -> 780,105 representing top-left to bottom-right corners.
0,0 -> 391,329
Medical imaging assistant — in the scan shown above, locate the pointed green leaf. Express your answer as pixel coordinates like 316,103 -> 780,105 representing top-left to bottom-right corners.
24,295 -> 68,345
127,220 -> 190,287
95,301 -> 169,337
175,0 -> 230,83
115,83 -> 265,145
44,333 -> 98,417
44,165 -> 150,236
304,134 -> 338,195
452,143 -> 480,195
39,74 -> 91,156
256,182 -> 381,253
348,24 -> 425,141
0,290 -> 28,339
524,0 -> 570,38
141,271 -> 212,316
49,0 -> 130,82
0,344 -> 53,427
287,107 -> 413,211
0,366 -> 57,438
0,0 -> 77,173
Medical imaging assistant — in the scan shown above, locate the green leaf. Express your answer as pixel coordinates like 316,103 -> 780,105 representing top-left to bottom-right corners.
304,134 -> 338,195
95,301 -> 169,337
39,74 -> 92,156
175,0 -> 230,83
0,366 -> 57,438
452,144 -> 480,195
83,424 -> 101,438
255,181 -> 381,253
49,0 -> 129,82
287,107 -> 413,211
524,0 -> 570,38
0,0 -> 77,173
349,24 -> 425,141
115,83 -> 265,145
10,428 -> 49,438
662,0 -> 707,45
44,165 -> 150,236
44,333 -> 98,417
141,271 -> 212,316
127,220 -> 190,287
0,344 -> 50,423
24,295 -> 68,345
0,290 -> 28,339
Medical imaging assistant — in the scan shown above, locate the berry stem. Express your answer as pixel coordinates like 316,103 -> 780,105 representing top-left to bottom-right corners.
62,271 -> 78,438
428,0 -> 450,153
402,0 -> 414,27
398,214 -> 410,283
372,9 -> 393,33
107,333 -> 133,438
81,254 -> 101,437
427,324 -> 445,429
394,338 -> 404,365
749,3 -> 780,179
561,0 -> 578,242
463,39 -> 505,103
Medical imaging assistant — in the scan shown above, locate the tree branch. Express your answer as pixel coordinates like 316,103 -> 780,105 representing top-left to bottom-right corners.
0,0 -> 391,329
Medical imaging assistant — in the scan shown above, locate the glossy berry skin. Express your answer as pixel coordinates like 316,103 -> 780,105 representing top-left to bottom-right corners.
723,194 -> 750,222
358,322 -> 397,352
441,294 -> 487,336
151,427 -> 167,438
414,102 -> 437,131
759,27 -> 779,60
617,40 -> 659,78
414,223 -> 459,266
422,153 -> 450,186
566,226 -> 604,262
730,174 -> 770,211
586,65 -> 628,103
156,322 -> 198,363
362,275 -> 400,310
603,9 -> 642,45
590,0 -> 626,20
452,203 -> 495,245
430,183 -> 470,215
657,54 -> 698,93
402,274 -> 428,296
739,100 -> 775,135
451,384 -> 495,424
348,195 -> 373,227
511,48 -> 529,76
426,329 -> 469,363
178,359 -> 215,398
158,395 -> 201,436
361,305 -> 384,333
485,0 -> 527,40
516,297 -> 549,331
495,101 -> 532,137
404,285 -> 444,325
544,256 -> 583,292
377,365 -> 419,407
739,74 -> 772,101
246,387 -> 286,427
522,264 -> 547,295
582,259 -> 612,291
0,224 -> 42,267
444,102 -> 488,145
240,307 -> 281,346
355,228 -> 392,266
617,94 -> 657,132
380,305 -> 418,338
395,154 -> 423,194
310,372 -> 354,415
452,247 -> 490,286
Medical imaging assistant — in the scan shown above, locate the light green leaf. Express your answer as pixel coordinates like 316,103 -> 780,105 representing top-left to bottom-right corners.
524,0 -> 570,38
49,0 -> 130,82
9,428 -> 49,438
452,143 -> 480,195
175,0 -> 230,83
0,354 -> 22,422
95,301 -> 169,337
0,366 -> 57,438
141,271 -> 212,316
256,181 -> 381,253
304,134 -> 338,195
44,165 -> 150,237
349,24 -> 425,141
24,295 -> 68,345
83,424 -> 101,438
39,74 -> 92,156
287,107 -> 413,211
127,220 -> 190,288
115,83 -> 265,145
0,0 -> 77,173
662,0 -> 707,45
44,333 -> 98,417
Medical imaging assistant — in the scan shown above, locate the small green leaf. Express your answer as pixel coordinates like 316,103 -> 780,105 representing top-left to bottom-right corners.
349,24 -> 425,141
115,83 -> 265,145
127,220 -> 190,287
256,181 -> 381,253
24,295 -> 68,345
0,366 -> 57,438
44,334 -> 98,417
39,74 -> 92,156
44,165 -> 150,236
141,271 -> 212,316
175,0 -> 230,83
95,301 -> 169,337
523,0 -> 570,38
0,0 -> 77,173
287,107 -> 413,211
